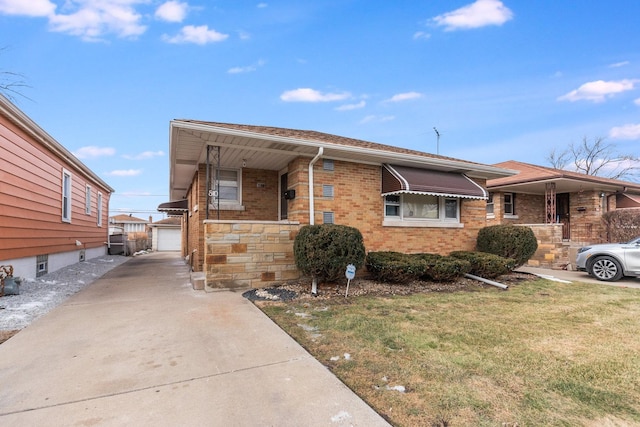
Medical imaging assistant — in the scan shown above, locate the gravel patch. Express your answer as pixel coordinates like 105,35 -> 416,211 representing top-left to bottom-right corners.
0,255 -> 130,332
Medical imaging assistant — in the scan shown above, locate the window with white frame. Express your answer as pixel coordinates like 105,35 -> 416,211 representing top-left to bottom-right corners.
504,193 -> 515,215
212,169 -> 241,205
62,169 -> 72,222
486,193 -> 494,215
384,194 -> 459,222
85,185 -> 91,215
97,192 -> 103,226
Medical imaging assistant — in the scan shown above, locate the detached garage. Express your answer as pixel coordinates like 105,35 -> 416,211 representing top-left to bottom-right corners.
150,217 -> 182,251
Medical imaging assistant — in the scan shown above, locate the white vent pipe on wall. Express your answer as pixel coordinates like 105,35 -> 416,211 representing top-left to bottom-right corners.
309,147 -> 323,295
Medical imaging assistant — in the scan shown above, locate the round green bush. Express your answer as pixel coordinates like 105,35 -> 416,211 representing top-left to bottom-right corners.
476,225 -> 537,268
294,224 -> 366,283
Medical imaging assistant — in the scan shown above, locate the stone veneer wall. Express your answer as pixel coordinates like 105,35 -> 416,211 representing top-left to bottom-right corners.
203,220 -> 300,290
521,223 -> 570,269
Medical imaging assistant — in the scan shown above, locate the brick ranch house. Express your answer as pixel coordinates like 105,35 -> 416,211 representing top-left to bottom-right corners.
487,160 -> 640,268
162,120 -> 516,290
0,94 -> 114,279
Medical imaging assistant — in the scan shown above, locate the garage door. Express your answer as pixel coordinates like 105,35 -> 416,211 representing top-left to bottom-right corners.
157,228 -> 181,251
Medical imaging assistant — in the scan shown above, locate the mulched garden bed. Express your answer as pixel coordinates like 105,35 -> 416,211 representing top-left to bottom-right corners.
242,271 -> 535,302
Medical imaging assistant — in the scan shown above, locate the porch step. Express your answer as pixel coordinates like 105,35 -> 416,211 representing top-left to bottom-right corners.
190,272 -> 205,291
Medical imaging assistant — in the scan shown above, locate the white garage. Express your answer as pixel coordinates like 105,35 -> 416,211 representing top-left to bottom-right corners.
150,218 -> 182,251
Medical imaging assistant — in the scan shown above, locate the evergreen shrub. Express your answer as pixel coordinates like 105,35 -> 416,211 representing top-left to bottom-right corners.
476,224 -> 537,267
449,251 -> 516,279
293,224 -> 366,283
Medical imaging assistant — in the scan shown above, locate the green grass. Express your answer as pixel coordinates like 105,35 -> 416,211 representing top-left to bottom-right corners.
259,279 -> 640,426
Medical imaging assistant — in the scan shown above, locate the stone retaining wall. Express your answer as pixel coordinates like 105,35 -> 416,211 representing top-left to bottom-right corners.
203,220 -> 300,290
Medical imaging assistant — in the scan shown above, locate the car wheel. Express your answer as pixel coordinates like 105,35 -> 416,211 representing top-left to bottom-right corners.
589,256 -> 623,281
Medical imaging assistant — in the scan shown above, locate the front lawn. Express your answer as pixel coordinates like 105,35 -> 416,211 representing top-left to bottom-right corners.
258,277 -> 640,426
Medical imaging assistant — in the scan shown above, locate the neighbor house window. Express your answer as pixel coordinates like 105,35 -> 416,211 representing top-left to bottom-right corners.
97,192 -> 103,226
384,194 -> 459,222
504,193 -> 515,215
62,169 -> 72,222
212,169 -> 241,204
36,254 -> 48,277
85,185 -> 91,215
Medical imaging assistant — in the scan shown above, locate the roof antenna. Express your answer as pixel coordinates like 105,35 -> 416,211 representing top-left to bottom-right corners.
433,127 -> 440,155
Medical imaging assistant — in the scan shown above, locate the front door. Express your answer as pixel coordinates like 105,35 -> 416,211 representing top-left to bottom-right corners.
280,173 -> 288,220
557,193 -> 570,240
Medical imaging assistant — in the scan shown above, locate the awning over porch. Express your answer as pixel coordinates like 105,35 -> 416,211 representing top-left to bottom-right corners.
382,164 -> 488,199
158,199 -> 188,216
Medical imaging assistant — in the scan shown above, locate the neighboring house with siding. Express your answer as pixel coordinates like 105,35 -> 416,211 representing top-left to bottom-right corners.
486,160 -> 640,268
0,94 -> 114,279
161,120 -> 515,290
108,214 -> 150,234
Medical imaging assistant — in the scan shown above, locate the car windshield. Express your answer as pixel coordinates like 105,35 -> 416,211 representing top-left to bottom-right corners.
627,237 -> 640,245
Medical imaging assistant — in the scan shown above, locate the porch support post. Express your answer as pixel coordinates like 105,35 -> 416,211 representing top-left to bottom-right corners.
545,182 -> 556,223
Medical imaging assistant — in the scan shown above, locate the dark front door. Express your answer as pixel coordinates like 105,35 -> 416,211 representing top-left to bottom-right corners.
280,173 -> 288,220
557,193 -> 570,240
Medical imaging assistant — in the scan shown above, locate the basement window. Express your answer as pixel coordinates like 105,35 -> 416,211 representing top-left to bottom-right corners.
36,254 -> 48,277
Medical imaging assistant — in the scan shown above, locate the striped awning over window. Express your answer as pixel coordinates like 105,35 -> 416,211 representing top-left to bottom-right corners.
158,199 -> 188,216
382,164 -> 488,199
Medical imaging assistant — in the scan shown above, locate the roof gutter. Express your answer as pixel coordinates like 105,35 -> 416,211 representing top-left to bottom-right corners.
308,147 -> 323,225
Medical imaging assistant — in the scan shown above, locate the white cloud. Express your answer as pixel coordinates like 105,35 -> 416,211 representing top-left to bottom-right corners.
257,2 -> 268,8
634,97 -> 640,106
0,0 -> 56,16
359,115 -> 395,124
163,25 -> 229,44
155,1 -> 188,23
609,61 -> 630,68
432,0 -> 513,31
122,150 -> 165,160
335,101 -> 366,111
609,123 -> 640,140
107,169 -> 142,177
413,31 -> 431,40
228,59 -> 265,74
48,0 -> 147,41
386,92 -> 423,102
73,145 -> 116,159
557,79 -> 638,102
280,88 -> 351,102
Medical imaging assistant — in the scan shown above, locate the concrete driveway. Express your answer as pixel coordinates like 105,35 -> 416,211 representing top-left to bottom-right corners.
0,252 -> 389,426
517,266 -> 640,289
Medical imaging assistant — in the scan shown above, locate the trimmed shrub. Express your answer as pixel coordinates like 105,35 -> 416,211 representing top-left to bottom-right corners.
449,251 -> 516,279
410,253 -> 471,282
294,224 -> 366,283
366,252 -> 471,283
365,251 -> 427,283
476,225 -> 537,267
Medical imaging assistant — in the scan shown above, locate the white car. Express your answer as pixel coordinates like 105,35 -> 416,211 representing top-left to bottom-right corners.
576,237 -> 640,281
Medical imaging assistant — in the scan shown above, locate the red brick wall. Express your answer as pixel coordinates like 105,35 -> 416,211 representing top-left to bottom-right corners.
287,159 -> 487,255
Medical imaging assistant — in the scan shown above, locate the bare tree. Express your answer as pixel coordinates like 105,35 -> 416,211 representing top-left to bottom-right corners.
546,136 -> 640,182
0,47 -> 30,102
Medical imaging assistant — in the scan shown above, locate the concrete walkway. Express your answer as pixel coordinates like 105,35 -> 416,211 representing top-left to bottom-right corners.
517,265 -> 640,289
0,252 -> 390,426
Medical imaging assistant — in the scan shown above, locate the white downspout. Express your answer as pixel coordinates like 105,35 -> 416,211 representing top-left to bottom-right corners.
308,147 -> 323,295
308,147 -> 323,225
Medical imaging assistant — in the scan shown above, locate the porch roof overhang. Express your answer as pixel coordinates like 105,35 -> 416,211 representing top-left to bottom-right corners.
167,120 -> 517,201
487,177 -> 640,195
382,164 -> 488,199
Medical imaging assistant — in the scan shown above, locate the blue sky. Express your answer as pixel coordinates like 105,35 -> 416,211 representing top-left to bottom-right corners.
2,0 -> 639,220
